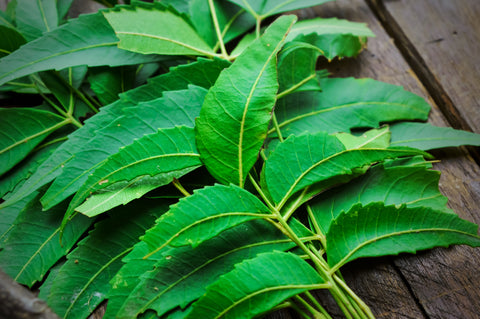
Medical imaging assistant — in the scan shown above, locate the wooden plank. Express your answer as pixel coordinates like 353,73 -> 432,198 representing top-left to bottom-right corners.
367,0 -> 480,135
306,0 -> 480,318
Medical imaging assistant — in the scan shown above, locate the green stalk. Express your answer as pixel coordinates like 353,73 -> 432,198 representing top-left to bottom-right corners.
208,0 -> 229,60
271,112 -> 284,142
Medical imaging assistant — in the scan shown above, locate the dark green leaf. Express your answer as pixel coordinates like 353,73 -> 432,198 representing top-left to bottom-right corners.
56,0 -> 75,21
88,66 -> 136,105
264,131 -> 430,207
0,108 -> 67,176
70,126 -> 202,217
186,251 -> 326,319
196,15 -> 296,187
111,220 -> 297,318
0,193 -> 37,243
103,4 -> 215,56
272,77 -> 431,139
0,10 -> 160,86
310,156 -> 452,234
390,122 -> 480,150
0,25 -> 26,58
15,0 -> 58,41
0,195 -> 92,287
44,199 -> 168,319
326,202 -> 480,270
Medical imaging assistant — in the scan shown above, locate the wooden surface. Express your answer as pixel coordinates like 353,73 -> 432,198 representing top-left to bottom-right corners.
1,0 -> 479,318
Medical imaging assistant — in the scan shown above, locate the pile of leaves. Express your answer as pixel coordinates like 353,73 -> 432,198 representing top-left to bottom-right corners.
1,0 -> 480,318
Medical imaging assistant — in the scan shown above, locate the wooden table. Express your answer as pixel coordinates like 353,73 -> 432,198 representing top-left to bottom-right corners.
1,0 -> 478,318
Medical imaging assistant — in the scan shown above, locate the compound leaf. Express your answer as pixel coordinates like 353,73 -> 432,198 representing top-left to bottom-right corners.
186,251 -> 326,319
196,15 -> 296,187
326,202 -> 480,271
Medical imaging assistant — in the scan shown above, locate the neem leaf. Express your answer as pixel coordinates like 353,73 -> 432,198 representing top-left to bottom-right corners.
44,199 -> 168,319
103,4 -> 215,56
15,0 -> 58,41
0,10 -> 160,86
264,131 -> 430,207
0,195 -> 92,287
196,15 -> 296,187
186,251 -> 326,319
273,77 -> 431,138
70,126 -> 202,217
40,86 -> 207,211
286,17 -> 374,60
88,66 -> 136,106
310,156 -> 452,234
0,108 -> 67,176
0,25 -> 26,58
326,202 -> 480,271
390,122 -> 480,150
141,184 -> 271,258
113,220 -> 297,318
226,0 -> 333,18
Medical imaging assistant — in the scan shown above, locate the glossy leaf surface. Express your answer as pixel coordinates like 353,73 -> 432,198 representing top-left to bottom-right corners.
187,251 -> 325,319
103,4 -> 215,56
196,15 -> 296,187
327,203 -> 480,270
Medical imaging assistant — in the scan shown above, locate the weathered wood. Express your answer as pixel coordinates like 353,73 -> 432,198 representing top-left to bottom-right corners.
367,0 -> 480,162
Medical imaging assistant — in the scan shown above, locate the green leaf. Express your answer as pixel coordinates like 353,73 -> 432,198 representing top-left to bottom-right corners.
44,199 -> 168,319
390,122 -> 480,150
0,58 -> 226,210
286,18 -> 375,60
335,126 -> 391,149
40,86 -> 207,210
0,195 -> 92,287
189,0 -> 255,48
0,108 -> 67,176
310,156 -> 452,235
15,0 -> 58,41
264,131 -> 430,207
70,126 -> 202,217
0,25 -> 26,58
186,251 -> 326,319
272,77 -> 431,139
103,4 -> 215,56
0,8 -> 15,28
226,0 -> 333,18
196,15 -> 296,187
326,202 -> 480,271
111,220 -> 297,318
88,66 -> 136,105
0,10 -> 161,86
140,184 -> 270,258
56,0 -> 75,21
0,193 -> 37,243
277,42 -> 323,95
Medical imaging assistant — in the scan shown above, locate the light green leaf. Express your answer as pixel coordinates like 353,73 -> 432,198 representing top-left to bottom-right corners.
272,77 -> 431,139
40,86 -> 207,211
0,25 -> 26,58
264,131 -> 430,207
310,156 -> 452,235
44,199 -> 168,319
140,184 -> 271,258
196,15 -> 296,187
326,202 -> 480,271
0,58 -> 226,210
0,195 -> 92,287
111,219 -> 298,318
335,126 -> 391,149
390,122 -> 480,150
287,17 -> 375,39
0,10 -> 160,86
226,0 -> 333,18
15,0 -> 58,41
103,4 -> 215,56
70,126 -> 202,217
0,108 -> 67,176
186,251 -> 326,319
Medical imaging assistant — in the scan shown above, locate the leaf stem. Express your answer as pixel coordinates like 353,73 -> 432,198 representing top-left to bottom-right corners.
276,72 -> 318,100
248,174 -> 276,212
305,291 -> 333,319
208,0 -> 229,60
307,204 -> 326,247
172,178 -> 191,197
293,294 -> 325,318
271,112 -> 284,143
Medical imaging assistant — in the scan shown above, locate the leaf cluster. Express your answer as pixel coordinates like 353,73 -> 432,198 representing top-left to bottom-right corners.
1,0 -> 480,318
